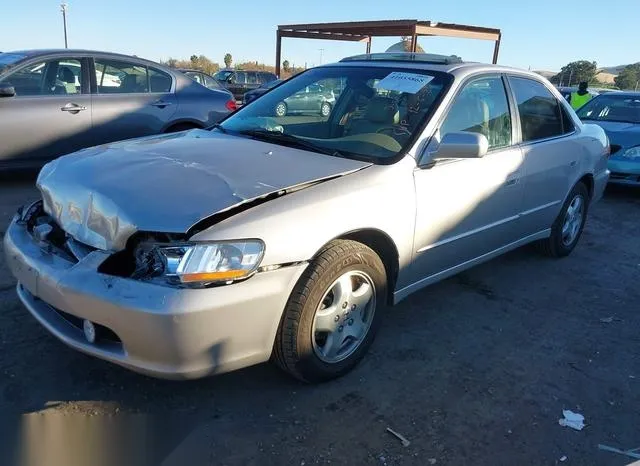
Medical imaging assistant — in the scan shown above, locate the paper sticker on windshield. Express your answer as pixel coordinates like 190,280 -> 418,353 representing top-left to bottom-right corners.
375,72 -> 434,94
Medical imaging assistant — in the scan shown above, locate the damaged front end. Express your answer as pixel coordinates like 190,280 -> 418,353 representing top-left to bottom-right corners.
16,200 -> 97,263
17,201 -> 266,289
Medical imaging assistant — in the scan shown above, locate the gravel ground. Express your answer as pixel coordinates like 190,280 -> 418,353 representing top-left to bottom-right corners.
0,173 -> 638,466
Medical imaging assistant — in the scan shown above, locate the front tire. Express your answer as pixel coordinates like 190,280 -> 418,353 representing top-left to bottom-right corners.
537,182 -> 589,257
273,240 -> 387,383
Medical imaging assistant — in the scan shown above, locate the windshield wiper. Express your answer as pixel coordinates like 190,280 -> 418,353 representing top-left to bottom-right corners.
238,129 -> 346,157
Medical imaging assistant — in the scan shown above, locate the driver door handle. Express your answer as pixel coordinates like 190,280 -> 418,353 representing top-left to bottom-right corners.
60,104 -> 87,112
150,100 -> 172,108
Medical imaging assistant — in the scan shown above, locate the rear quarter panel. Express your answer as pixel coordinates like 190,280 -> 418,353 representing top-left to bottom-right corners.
173,76 -> 231,127
579,122 -> 610,201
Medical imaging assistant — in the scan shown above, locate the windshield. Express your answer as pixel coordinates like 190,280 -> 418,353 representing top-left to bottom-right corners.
576,94 -> 640,124
218,66 -> 451,161
0,53 -> 26,75
214,70 -> 233,81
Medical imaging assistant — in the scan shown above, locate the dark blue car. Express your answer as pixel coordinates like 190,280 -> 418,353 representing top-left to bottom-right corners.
576,92 -> 640,186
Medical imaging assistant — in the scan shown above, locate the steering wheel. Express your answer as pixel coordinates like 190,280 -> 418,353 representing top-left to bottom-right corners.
375,126 -> 396,136
376,125 -> 411,137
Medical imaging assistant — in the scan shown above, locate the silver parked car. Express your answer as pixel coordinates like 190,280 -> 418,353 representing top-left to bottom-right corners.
4,53 -> 609,383
0,50 -> 237,169
274,83 -> 336,117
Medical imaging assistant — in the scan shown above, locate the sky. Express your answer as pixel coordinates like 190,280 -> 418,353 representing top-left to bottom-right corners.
1,0 -> 638,72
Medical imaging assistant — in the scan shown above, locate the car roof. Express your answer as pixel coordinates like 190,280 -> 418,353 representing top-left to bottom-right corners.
5,49 -> 165,67
322,56 -> 550,81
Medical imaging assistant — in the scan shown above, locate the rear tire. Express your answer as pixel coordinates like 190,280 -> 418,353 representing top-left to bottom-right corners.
537,182 -> 589,257
273,240 -> 387,383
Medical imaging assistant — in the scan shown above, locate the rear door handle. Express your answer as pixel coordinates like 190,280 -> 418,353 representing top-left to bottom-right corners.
150,100 -> 172,108
60,104 -> 87,112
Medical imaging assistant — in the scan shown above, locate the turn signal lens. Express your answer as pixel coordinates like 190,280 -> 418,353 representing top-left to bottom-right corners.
160,241 -> 264,285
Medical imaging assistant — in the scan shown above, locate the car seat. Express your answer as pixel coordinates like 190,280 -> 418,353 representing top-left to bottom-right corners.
346,96 -> 400,135
122,74 -> 143,93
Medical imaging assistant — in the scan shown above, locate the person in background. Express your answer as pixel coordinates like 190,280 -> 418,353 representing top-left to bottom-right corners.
570,82 -> 593,110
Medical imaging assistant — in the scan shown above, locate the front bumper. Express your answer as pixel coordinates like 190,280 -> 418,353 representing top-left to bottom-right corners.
607,159 -> 640,186
4,218 -> 307,379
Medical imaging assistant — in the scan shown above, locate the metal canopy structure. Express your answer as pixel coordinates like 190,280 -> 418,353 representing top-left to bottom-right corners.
275,19 -> 502,76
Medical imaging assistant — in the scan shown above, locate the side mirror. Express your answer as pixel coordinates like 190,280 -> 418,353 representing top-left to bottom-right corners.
0,85 -> 16,97
432,131 -> 488,159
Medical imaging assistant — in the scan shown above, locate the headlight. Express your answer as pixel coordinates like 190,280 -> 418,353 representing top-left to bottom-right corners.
157,240 -> 264,285
621,146 -> 640,160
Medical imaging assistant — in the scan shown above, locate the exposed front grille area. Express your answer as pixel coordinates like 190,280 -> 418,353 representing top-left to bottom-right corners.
20,201 -> 96,263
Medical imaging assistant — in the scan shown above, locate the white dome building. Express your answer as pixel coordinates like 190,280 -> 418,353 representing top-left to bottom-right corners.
385,39 -> 425,53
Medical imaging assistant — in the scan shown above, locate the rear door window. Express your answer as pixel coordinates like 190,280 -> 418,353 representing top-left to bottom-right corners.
509,76 -> 564,142
149,67 -> 172,93
95,59 -> 148,94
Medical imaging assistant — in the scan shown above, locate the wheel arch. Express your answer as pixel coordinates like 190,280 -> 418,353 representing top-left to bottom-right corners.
577,173 -> 594,200
313,229 -> 400,306
162,119 -> 205,133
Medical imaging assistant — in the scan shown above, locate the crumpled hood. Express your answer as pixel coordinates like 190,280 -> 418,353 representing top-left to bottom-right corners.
37,129 -> 370,251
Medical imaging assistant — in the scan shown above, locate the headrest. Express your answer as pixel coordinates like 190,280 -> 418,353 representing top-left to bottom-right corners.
365,96 -> 399,123
60,67 -> 75,84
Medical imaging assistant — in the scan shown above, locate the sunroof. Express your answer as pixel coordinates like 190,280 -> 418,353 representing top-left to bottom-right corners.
340,52 -> 464,65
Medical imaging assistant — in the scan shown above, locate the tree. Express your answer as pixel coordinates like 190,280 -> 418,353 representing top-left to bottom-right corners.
551,61 -> 597,86
161,56 -> 220,75
282,60 -> 290,72
614,63 -> 640,90
224,53 -> 233,69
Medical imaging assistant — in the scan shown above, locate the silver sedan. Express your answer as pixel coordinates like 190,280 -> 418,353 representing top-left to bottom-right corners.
4,53 -> 609,382
0,49 -> 236,170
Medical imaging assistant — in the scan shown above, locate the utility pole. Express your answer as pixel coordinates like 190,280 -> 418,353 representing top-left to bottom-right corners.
60,3 -> 68,48
318,48 -> 324,65
635,80 -> 639,91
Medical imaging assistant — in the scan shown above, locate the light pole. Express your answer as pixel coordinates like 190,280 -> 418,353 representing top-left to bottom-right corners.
60,3 -> 68,48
